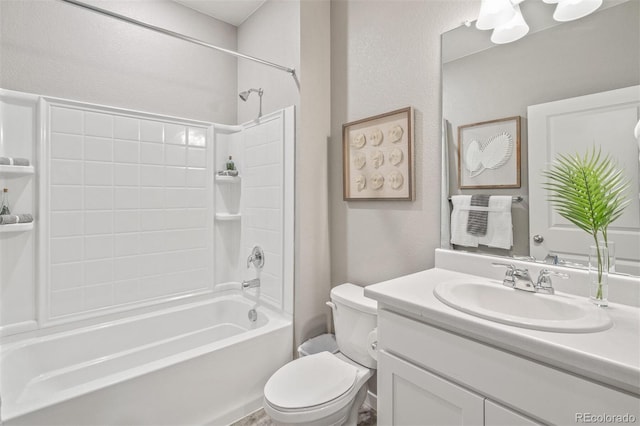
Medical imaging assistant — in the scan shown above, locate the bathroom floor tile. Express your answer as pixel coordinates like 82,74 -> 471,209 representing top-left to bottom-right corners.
230,409 -> 274,426
231,406 -> 377,426
357,407 -> 377,426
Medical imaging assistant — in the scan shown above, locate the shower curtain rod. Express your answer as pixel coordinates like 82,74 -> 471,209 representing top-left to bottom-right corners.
59,0 -> 297,78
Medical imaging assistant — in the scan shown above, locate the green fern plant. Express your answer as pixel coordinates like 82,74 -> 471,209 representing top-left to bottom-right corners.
542,147 -> 629,300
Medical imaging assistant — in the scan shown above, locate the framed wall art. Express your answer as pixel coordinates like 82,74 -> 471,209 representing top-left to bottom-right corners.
343,107 -> 414,201
457,116 -> 521,189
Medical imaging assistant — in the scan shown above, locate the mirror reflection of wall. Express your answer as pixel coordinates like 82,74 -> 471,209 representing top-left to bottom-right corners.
442,0 -> 640,274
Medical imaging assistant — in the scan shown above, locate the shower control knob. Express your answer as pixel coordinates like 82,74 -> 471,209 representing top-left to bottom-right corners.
533,234 -> 544,244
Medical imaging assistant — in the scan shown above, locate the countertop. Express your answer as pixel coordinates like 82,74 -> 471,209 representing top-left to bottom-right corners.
364,267 -> 640,395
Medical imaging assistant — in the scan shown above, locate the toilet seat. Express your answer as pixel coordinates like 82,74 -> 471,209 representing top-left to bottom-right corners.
263,352 -> 374,425
264,352 -> 358,410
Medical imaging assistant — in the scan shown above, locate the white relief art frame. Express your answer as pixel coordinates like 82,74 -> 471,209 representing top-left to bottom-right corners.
457,116 -> 521,189
343,107 -> 414,201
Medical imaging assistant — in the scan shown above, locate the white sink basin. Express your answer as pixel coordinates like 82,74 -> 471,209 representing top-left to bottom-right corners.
433,279 -> 613,333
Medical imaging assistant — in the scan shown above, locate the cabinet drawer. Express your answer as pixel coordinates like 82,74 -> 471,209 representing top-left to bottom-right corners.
485,400 -> 542,426
378,309 -> 640,425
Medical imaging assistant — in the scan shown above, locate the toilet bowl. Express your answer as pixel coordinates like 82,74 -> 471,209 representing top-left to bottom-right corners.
263,284 -> 377,426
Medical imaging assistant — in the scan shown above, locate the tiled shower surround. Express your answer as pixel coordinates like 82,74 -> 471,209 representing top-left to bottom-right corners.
46,102 -> 213,320
241,119 -> 285,308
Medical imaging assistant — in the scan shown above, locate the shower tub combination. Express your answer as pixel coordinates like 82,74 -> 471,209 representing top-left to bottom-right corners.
0,95 -> 295,425
1,292 -> 292,425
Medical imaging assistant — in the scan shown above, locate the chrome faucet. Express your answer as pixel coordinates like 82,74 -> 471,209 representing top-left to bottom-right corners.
493,263 -> 535,292
493,263 -> 569,295
243,246 -> 263,290
247,245 -> 265,269
242,278 -> 261,289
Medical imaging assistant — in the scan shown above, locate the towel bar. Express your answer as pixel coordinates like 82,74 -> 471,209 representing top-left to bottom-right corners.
448,195 -> 523,203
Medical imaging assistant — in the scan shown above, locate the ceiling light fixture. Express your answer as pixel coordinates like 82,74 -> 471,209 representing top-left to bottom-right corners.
476,0 -> 603,44
491,4 -> 530,44
476,0 -> 517,30
551,0 -> 603,22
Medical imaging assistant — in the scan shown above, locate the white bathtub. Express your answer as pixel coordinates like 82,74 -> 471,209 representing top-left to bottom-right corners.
0,292 -> 292,425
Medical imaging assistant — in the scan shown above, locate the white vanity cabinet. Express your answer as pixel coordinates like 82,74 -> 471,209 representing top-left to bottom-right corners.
378,350 -> 484,425
376,308 -> 639,426
378,350 -> 540,426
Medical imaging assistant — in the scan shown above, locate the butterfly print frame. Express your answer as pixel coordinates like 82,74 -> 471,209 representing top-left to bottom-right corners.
457,116 -> 521,189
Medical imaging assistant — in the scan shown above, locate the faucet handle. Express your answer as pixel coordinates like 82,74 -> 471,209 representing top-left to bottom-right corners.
538,269 -> 569,279
535,269 -> 569,294
492,262 -> 517,287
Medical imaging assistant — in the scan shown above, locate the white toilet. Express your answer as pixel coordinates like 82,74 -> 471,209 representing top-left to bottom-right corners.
263,283 -> 378,426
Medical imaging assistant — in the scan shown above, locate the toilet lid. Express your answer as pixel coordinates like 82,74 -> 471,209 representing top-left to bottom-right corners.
264,352 -> 358,410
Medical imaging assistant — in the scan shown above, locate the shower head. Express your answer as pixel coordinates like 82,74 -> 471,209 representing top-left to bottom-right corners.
238,88 -> 264,118
239,88 -> 263,101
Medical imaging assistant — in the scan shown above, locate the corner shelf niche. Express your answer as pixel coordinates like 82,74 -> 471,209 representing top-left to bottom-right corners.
0,165 -> 35,177
215,213 -> 241,221
215,173 -> 241,223
0,222 -> 34,233
0,164 -> 35,234
215,175 -> 241,184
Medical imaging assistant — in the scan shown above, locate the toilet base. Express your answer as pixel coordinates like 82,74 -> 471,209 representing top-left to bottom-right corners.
344,384 -> 368,426
264,385 -> 368,426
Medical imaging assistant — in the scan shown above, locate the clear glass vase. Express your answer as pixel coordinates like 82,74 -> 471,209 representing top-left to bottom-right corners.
606,241 -> 616,273
589,245 -> 608,307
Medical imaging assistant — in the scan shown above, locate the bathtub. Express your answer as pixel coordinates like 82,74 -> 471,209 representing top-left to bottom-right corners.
0,292 -> 292,425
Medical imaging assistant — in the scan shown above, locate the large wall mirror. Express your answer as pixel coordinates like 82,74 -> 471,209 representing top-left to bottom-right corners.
441,0 -> 640,276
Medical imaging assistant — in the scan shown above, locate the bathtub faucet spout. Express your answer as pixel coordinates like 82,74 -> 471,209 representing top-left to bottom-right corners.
242,278 -> 261,289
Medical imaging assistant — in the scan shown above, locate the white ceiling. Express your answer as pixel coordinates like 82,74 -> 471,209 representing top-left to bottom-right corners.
173,0 -> 267,26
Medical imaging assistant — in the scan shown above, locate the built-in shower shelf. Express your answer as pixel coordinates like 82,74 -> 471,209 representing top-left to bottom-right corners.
215,213 -> 241,221
0,165 -> 35,177
0,222 -> 34,233
215,175 -> 241,184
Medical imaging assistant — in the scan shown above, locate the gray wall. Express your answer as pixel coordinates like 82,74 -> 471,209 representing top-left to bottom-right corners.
443,0 -> 640,257
0,0 -> 237,123
330,0 -> 480,287
237,0 -> 300,124
297,0 -> 332,347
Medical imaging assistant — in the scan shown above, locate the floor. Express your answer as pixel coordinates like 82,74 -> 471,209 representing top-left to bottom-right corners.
231,406 -> 377,426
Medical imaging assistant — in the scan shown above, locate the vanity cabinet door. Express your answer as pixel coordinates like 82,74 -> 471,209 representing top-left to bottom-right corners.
378,350 -> 485,426
485,400 -> 542,426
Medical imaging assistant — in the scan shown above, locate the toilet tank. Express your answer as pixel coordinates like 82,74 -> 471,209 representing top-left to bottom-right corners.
330,284 -> 377,369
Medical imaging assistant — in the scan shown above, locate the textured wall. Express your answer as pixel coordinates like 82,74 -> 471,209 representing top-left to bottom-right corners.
330,0 -> 480,287
296,0 -> 332,347
0,0 -> 237,123
237,0 -> 300,124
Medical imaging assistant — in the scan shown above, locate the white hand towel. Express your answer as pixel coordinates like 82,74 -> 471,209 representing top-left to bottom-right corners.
450,195 -> 479,247
478,196 -> 513,250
